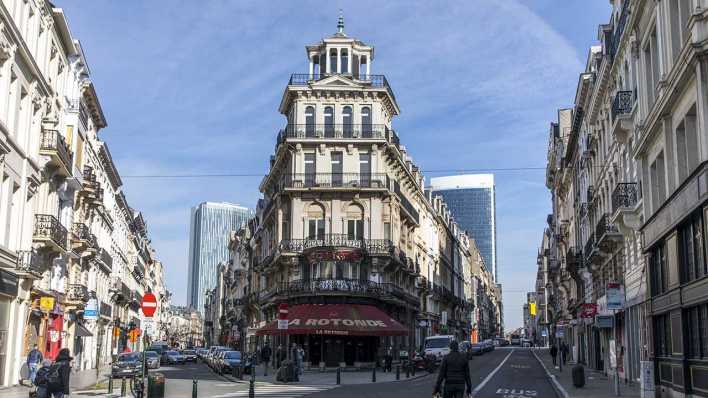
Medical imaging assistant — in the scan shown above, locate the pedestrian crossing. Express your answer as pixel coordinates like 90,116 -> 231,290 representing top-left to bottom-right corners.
209,384 -> 337,398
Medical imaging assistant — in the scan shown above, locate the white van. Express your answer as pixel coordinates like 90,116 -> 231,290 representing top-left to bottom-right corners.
424,335 -> 456,361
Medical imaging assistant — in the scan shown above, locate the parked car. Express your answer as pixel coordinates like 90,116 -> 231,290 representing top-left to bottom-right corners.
218,351 -> 242,374
112,352 -> 143,378
209,348 -> 229,369
144,351 -> 160,369
495,338 -> 510,347
470,343 -> 484,356
521,339 -> 532,348
482,339 -> 495,352
162,350 -> 186,365
196,348 -> 209,361
182,349 -> 197,362
423,335 -> 456,363
459,342 -> 474,359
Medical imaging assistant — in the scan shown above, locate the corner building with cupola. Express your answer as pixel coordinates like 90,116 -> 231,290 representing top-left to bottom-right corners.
239,19 -> 497,368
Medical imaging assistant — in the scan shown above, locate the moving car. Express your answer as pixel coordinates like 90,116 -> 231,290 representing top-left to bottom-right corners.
162,350 -> 186,365
196,348 -> 209,361
510,334 -> 521,345
147,341 -> 170,355
495,338 -> 510,347
470,343 -> 484,356
483,339 -> 495,352
144,351 -> 160,369
459,341 -> 473,359
218,351 -> 242,374
182,349 -> 197,362
423,335 -> 456,362
112,352 -> 143,378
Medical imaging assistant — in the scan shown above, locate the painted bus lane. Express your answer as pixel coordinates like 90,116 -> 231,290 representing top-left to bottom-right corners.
474,349 -> 557,398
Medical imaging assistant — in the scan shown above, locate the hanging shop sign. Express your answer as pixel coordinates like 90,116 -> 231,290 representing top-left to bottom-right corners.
305,248 -> 363,264
606,283 -> 624,310
529,303 -> 536,316
84,299 -> 98,320
580,303 -> 598,318
596,315 -> 614,328
40,296 -> 55,312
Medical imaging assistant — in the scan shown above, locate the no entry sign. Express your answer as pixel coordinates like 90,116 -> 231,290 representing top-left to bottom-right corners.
141,292 -> 157,317
278,303 -> 289,330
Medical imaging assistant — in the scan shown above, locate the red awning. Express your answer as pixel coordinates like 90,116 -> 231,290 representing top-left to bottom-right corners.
257,304 -> 408,336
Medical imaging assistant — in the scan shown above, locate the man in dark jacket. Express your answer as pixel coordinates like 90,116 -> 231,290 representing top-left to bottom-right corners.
433,341 -> 472,398
550,344 -> 558,366
261,343 -> 272,376
48,348 -> 72,398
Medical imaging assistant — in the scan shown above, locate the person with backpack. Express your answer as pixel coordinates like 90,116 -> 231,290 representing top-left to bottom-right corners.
26,344 -> 43,384
47,348 -> 72,398
33,359 -> 53,398
433,341 -> 472,398
261,343 -> 272,376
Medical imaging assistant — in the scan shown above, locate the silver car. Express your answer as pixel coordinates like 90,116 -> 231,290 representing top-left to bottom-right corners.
144,351 -> 160,369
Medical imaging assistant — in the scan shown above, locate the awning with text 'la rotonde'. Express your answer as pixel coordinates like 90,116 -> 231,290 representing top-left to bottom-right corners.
256,304 -> 408,336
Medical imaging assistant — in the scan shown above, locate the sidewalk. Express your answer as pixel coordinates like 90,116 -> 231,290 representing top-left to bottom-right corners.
223,363 -> 431,385
532,348 -> 640,398
0,365 -> 111,398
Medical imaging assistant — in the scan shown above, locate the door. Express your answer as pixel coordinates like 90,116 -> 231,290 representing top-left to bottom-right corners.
305,153 -> 316,187
331,152 -> 342,187
359,152 -> 371,186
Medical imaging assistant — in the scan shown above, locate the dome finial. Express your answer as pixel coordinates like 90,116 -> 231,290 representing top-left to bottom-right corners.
337,9 -> 344,34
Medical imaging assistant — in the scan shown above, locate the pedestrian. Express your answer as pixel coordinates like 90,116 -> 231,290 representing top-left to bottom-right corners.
384,347 -> 393,372
433,341 -> 472,398
26,344 -> 43,385
261,342 -> 272,376
33,359 -> 53,398
47,348 -> 72,398
550,344 -> 558,366
561,342 -> 569,365
275,344 -> 285,369
297,345 -> 305,375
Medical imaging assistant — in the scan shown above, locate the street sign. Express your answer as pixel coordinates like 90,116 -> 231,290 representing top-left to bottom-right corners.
278,303 -> 288,329
541,328 -> 548,337
580,303 -> 598,318
607,283 -> 624,310
141,292 -> 157,317
84,298 -> 98,320
529,303 -> 536,316
40,296 -> 55,312
555,328 -> 564,338
143,318 -> 155,337
277,319 -> 288,330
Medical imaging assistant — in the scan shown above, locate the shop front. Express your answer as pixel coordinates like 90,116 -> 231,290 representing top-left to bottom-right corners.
257,304 -> 407,368
0,268 -> 19,386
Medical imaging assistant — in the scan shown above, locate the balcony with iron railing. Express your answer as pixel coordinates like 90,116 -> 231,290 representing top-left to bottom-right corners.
611,182 -> 642,232
595,213 -> 623,251
277,124 -> 386,142
67,284 -> 90,303
394,182 -> 420,225
277,235 -> 396,255
288,73 -> 397,104
565,247 -> 583,275
32,214 -> 68,253
15,250 -> 43,277
611,90 -> 635,143
608,0 -> 631,62
40,129 -> 73,177
95,248 -> 113,273
71,222 -> 97,251
278,173 -> 389,191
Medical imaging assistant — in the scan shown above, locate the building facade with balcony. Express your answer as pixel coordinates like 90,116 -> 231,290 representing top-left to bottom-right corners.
538,1 -> 708,396
0,0 -> 167,385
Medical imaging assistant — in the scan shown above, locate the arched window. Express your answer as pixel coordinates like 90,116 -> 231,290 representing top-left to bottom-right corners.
361,106 -> 372,137
342,106 -> 353,138
341,49 -> 349,74
329,48 -> 338,74
306,203 -> 325,241
305,106 -> 315,137
346,203 -> 364,240
324,106 -> 334,137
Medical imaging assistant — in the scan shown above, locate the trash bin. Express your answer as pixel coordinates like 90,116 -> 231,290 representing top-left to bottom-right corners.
572,364 -> 585,388
147,372 -> 165,398
276,360 -> 298,382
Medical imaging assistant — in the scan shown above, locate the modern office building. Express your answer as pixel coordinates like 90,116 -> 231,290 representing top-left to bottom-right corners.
187,202 -> 253,312
431,174 -> 498,281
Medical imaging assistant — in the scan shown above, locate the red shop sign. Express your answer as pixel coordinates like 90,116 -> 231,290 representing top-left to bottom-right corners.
580,303 -> 598,318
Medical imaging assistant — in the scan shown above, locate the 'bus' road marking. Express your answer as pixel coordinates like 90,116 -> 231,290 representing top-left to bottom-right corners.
471,349 -> 515,397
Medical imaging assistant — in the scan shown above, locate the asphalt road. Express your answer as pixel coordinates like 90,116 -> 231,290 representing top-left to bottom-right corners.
307,348 -> 558,398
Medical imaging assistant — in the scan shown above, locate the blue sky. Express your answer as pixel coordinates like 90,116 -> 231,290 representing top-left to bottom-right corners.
61,0 -> 611,330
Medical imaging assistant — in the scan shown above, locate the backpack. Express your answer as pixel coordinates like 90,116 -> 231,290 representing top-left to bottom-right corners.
45,364 -> 62,392
33,366 -> 49,386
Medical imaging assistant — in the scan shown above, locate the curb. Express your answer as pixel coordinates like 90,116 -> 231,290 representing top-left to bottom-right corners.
531,349 -> 569,398
221,369 -> 431,385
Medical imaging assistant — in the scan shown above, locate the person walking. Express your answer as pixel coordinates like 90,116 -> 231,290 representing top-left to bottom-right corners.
26,344 -> 43,385
433,341 -> 472,398
33,359 -> 53,398
47,348 -> 72,398
561,342 -> 569,365
550,344 -> 558,366
297,345 -> 305,375
261,343 -> 272,376
275,344 -> 285,369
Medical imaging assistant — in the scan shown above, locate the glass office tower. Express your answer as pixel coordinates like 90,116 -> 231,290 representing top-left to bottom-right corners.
188,202 -> 253,312
431,174 -> 497,281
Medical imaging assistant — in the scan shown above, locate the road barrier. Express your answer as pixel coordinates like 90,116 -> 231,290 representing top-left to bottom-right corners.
337,367 -> 341,384
396,365 -> 400,380
192,379 -> 197,398
107,377 -> 113,394
249,370 -> 255,398
121,378 -> 127,396
372,366 -> 376,382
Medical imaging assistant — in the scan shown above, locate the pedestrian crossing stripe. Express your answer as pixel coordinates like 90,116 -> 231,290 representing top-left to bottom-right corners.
209,384 -> 338,398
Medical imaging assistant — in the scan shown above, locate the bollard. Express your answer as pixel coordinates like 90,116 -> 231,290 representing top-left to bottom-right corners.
120,377 -> 127,396
192,379 -> 197,398
411,363 -> 416,377
239,365 -> 243,380
108,377 -> 114,394
396,365 -> 400,380
249,370 -> 255,398
336,367 -> 341,385
372,366 -> 376,382
405,363 -> 410,378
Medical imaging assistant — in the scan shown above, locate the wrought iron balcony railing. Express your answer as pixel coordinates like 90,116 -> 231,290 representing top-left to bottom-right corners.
279,173 -> 389,190
260,278 -> 418,305
394,184 -> 420,225
72,223 -> 97,248
15,250 -> 43,276
288,73 -> 397,103
278,124 -> 386,141
279,234 -> 367,253
39,129 -> 73,173
611,90 -> 634,120
608,0 -> 631,61
584,233 -> 596,263
33,214 -> 68,251
96,248 -> 113,272
612,182 -> 640,213
67,284 -> 90,302
595,213 -> 621,240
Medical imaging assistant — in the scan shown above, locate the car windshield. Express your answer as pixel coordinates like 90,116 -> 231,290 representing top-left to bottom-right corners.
425,338 -> 451,349
144,352 -> 158,358
225,351 -> 241,359
167,351 -> 179,355
183,350 -> 195,355
119,353 -> 140,361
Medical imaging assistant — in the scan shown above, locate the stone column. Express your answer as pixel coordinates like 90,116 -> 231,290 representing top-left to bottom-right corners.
336,48 -> 341,74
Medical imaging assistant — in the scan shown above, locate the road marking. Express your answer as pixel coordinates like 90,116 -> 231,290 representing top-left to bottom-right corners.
510,364 -> 530,369
209,383 -> 338,398
531,349 -> 569,398
471,349 -> 515,397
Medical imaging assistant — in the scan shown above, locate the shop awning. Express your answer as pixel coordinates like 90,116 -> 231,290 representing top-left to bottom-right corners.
256,304 -> 408,336
75,322 -> 93,337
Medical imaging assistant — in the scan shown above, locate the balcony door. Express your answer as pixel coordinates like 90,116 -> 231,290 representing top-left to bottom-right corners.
305,106 -> 315,137
331,152 -> 342,187
359,152 -> 371,186
304,153 -> 316,187
342,106 -> 353,138
361,106 -> 372,138
324,106 -> 334,138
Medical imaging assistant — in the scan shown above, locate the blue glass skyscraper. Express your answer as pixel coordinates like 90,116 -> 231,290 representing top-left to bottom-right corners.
431,174 -> 497,281
188,202 -> 253,312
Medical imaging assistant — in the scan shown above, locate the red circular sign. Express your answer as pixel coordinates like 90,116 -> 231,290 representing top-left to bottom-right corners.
141,292 -> 157,317
278,303 -> 289,320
